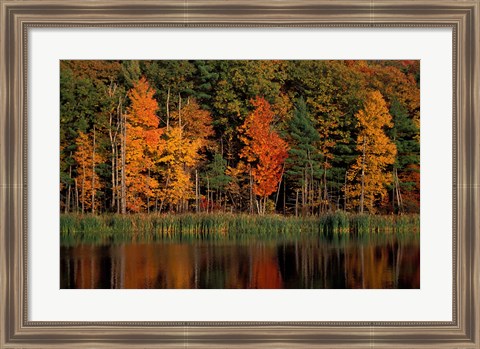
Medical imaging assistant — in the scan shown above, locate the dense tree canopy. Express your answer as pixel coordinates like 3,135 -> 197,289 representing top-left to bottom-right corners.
60,60 -> 420,215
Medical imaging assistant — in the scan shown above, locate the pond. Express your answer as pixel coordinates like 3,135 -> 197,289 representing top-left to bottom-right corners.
60,234 -> 419,289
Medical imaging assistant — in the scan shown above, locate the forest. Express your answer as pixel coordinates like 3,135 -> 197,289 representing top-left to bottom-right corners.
60,60 -> 420,217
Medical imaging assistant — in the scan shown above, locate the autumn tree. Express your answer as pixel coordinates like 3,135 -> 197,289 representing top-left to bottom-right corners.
158,127 -> 201,212
346,91 -> 397,213
171,99 -> 214,150
158,99 -> 214,212
123,77 -> 163,213
73,130 -> 104,213
60,60 -> 420,215
240,97 -> 289,215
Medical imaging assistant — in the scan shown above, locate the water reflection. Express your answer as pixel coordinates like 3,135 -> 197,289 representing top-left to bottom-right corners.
60,235 -> 419,289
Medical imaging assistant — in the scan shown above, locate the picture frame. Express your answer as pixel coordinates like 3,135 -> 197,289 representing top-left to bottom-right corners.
1,0 -> 478,347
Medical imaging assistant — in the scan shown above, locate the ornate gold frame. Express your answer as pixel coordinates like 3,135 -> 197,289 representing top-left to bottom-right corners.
1,1 -> 478,347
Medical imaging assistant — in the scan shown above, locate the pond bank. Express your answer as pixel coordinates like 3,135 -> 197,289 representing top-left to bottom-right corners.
61,212 -> 420,244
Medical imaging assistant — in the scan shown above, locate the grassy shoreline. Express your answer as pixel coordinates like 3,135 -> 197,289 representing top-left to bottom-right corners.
61,212 -> 419,244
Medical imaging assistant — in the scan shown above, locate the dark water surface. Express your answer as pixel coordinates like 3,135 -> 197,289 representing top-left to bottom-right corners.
61,234 -> 419,289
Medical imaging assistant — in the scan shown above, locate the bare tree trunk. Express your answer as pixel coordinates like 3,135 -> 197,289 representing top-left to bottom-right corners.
308,172 -> 315,215
206,177 -> 210,214
81,161 -> 85,214
65,163 -> 72,214
307,151 -> 314,216
109,98 -> 120,211
158,175 -> 170,213
394,168 -> 404,214
255,198 -> 261,215
111,144 -> 116,210
249,169 -> 254,215
295,189 -> 299,217
344,170 -> 347,211
302,169 -> 306,216
166,87 -> 170,131
360,139 -> 366,214
92,125 -> 96,214
111,98 -> 122,211
147,168 -> 150,214
274,165 -> 284,209
116,146 -> 120,213
75,178 -> 79,213
195,169 -> 199,213
178,94 -> 182,129
121,111 -> 127,214
323,162 -> 328,212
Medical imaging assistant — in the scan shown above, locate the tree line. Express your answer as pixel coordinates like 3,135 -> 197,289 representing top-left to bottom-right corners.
60,60 -> 420,215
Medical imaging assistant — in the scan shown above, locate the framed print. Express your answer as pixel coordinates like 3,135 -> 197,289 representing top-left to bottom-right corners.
1,0 -> 479,348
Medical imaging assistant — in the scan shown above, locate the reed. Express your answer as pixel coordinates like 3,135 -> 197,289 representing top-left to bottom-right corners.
60,212 -> 420,244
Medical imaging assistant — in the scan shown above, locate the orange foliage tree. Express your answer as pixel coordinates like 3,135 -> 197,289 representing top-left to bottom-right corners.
346,91 -> 397,213
158,126 -> 201,212
123,77 -> 163,213
173,99 -> 214,149
240,97 -> 289,214
73,130 -> 104,213
157,99 -> 213,212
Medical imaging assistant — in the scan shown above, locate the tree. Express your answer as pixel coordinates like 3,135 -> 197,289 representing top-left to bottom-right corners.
162,98 -> 214,212
73,130 -> 104,213
171,98 -> 214,150
285,98 -> 323,216
388,98 -> 420,213
204,153 -> 232,211
60,60 -> 420,216
346,91 -> 397,213
240,97 -> 289,214
123,77 -> 163,213
158,127 -> 201,212
60,65 -> 100,213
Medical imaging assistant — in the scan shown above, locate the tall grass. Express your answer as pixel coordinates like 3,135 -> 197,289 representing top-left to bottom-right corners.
60,212 -> 420,244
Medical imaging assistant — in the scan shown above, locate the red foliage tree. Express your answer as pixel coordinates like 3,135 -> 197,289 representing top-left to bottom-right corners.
240,97 -> 289,214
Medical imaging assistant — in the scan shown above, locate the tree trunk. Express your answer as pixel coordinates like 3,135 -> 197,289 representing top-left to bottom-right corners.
92,125 -> 96,214
166,87 -> 170,131
275,165 -> 284,209
121,111 -> 127,214
360,139 -> 366,214
147,168 -> 150,214
302,168 -> 306,216
75,178 -> 79,213
81,161 -> 85,214
206,177 -> 210,214
116,146 -> 120,213
249,169 -> 254,215
178,94 -> 182,129
295,189 -> 299,217
109,97 -> 121,212
323,162 -> 328,212
111,143 -> 116,210
394,168 -> 404,214
195,169 -> 199,213
64,163 -> 72,214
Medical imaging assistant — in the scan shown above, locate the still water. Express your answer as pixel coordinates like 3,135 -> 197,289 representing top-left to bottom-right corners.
61,234 -> 419,289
